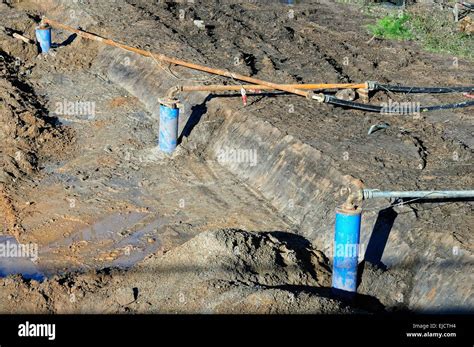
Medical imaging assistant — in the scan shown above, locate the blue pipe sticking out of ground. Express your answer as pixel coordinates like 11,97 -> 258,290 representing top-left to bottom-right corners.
332,206 -> 361,296
159,102 -> 179,154
331,186 -> 473,297
35,25 -> 51,54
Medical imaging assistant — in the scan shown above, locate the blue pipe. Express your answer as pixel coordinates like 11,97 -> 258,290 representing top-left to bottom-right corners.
159,103 -> 179,154
332,207 -> 361,296
35,25 -> 52,54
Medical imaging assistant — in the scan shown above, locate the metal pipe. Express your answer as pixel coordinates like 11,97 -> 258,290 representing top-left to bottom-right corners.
166,83 -> 367,100
42,18 -> 328,100
180,83 -> 368,93
363,189 -> 474,200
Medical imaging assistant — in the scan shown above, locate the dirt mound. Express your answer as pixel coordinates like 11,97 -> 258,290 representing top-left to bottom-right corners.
156,229 -> 332,288
0,229 -> 359,314
0,50 -> 72,237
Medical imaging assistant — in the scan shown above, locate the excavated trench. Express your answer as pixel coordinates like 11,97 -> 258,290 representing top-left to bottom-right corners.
0,46 -> 465,313
0,0 -> 472,314
100,48 -> 473,313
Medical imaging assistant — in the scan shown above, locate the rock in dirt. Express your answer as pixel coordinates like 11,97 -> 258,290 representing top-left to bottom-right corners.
459,16 -> 474,35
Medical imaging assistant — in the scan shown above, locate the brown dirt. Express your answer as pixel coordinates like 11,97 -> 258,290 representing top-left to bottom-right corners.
0,0 -> 472,314
0,49 -> 73,239
0,229 -> 361,314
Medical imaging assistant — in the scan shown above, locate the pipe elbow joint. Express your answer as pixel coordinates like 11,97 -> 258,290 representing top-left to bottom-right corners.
342,176 -> 365,210
165,85 -> 183,100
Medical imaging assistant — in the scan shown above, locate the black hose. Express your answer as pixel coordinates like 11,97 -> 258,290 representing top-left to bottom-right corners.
324,95 -> 474,113
373,83 -> 474,94
421,100 -> 474,111
461,2 -> 474,10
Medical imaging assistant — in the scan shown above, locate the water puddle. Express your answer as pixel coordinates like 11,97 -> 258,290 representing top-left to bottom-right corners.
0,236 -> 44,281
0,211 -> 170,281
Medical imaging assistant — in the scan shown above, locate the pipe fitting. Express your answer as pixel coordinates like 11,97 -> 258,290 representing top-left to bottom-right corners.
158,97 -> 179,109
165,85 -> 183,100
342,176 -> 365,210
366,81 -> 377,91
309,92 -> 326,102
363,189 -> 376,200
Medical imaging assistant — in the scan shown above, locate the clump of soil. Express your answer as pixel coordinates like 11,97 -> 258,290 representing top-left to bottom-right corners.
0,50 -> 72,237
358,261 -> 412,311
0,3 -> 38,63
0,229 -> 359,314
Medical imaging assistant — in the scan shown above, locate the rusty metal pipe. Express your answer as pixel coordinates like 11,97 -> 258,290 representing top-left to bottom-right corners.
181,83 -> 368,92
166,83 -> 367,99
43,18 -> 335,99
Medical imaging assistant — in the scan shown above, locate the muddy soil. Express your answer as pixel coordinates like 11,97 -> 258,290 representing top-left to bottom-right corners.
0,0 -> 472,313
0,229 -> 365,314
0,45 -> 72,239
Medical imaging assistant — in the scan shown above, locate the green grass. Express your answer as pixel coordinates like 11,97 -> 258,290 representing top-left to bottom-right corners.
409,11 -> 473,61
368,13 -> 414,40
367,8 -> 473,61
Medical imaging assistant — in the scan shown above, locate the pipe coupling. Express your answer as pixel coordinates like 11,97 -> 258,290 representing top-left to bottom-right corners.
159,97 -> 179,109
366,81 -> 377,91
309,92 -> 326,103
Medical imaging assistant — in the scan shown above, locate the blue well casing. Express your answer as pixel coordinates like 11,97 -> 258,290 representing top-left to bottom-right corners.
332,208 -> 361,294
35,26 -> 52,53
159,104 -> 179,154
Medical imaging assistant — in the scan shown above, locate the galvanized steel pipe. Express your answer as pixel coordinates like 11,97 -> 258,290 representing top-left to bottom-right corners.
363,189 -> 474,200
